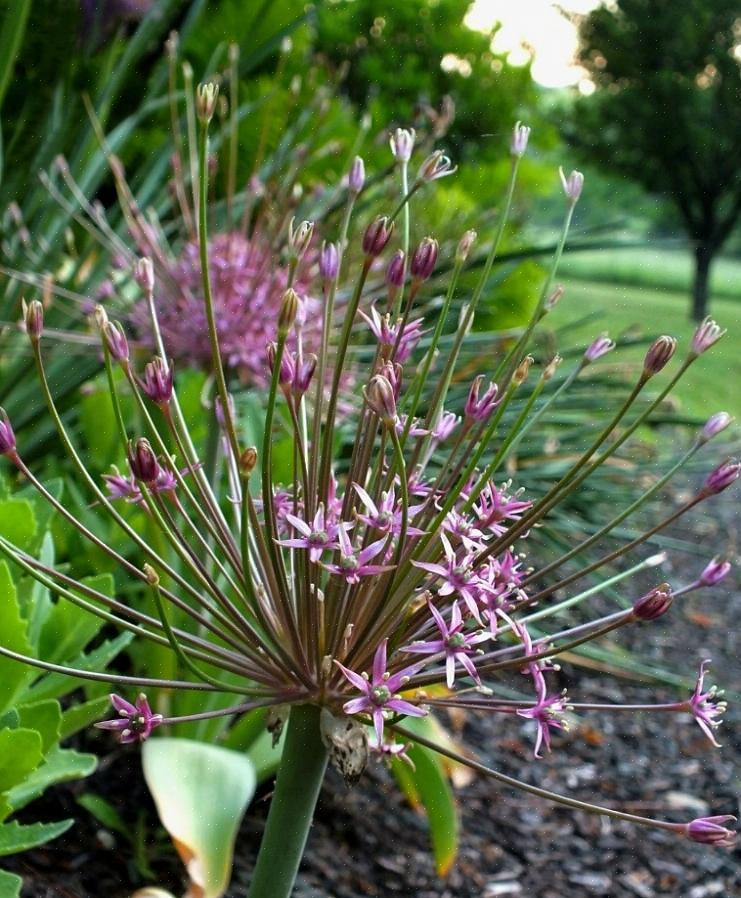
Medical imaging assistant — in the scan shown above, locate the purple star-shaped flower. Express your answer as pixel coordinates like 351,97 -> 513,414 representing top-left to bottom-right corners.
276,503 -> 341,562
687,659 -> 727,747
412,533 -> 494,622
336,640 -> 427,742
517,678 -> 570,758
474,481 -> 533,536
403,601 -> 489,688
95,693 -> 163,744
354,483 -> 425,537
321,524 -> 395,585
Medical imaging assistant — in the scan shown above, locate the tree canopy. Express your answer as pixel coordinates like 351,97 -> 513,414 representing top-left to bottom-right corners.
565,0 -> 741,319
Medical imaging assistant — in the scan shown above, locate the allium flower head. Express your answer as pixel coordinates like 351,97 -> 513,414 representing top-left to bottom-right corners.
416,149 -> 456,183
129,232 -> 319,387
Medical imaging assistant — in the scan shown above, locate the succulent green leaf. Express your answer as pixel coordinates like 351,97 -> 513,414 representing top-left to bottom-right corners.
0,562 -> 33,712
7,747 -> 97,814
142,738 -> 256,898
37,573 -> 112,665
0,867 -> 22,898
0,819 -> 73,857
0,729 -> 43,794
23,632 -> 132,703
392,718 -> 460,878
59,695 -> 111,740
0,499 -> 36,552
16,700 -> 61,754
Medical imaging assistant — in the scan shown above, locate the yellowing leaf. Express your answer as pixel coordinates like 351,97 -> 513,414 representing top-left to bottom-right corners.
142,738 -> 256,898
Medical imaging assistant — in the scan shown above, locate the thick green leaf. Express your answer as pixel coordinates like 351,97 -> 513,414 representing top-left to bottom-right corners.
37,574 -> 112,665
23,632 -> 132,703
6,747 -> 97,813
143,738 -> 256,898
0,867 -> 22,898
59,695 -> 111,740
392,718 -> 460,878
0,819 -> 73,857
24,531 -> 54,649
16,700 -> 60,754
0,563 -> 32,713
0,499 -> 36,551
0,729 -> 42,794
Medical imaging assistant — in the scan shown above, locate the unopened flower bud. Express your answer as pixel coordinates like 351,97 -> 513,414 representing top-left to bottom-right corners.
362,216 -> 394,257
416,149 -> 456,184
699,557 -> 731,587
267,343 -> 296,386
277,288 -> 300,335
643,336 -> 676,376
196,82 -> 219,123
101,320 -> 130,364
545,285 -> 565,311
348,156 -> 365,194
294,355 -> 317,394
690,316 -> 726,357
319,242 -> 339,282
584,334 -> 615,363
143,564 -> 160,587
128,438 -> 159,484
701,459 -> 740,495
456,229 -> 477,263
23,299 -> 43,341
134,257 -> 155,293
464,375 -> 498,422
559,167 -> 584,204
0,408 -> 16,456
632,583 -> 673,621
140,358 -> 173,405
364,375 -> 397,424
389,127 -> 415,162
240,447 -> 258,477
410,237 -> 439,282
511,121 -> 531,158
288,218 -> 314,263
543,355 -> 562,381
513,355 -> 533,386
379,361 -> 403,399
684,815 -> 737,848
386,250 -> 406,288
698,412 -> 732,445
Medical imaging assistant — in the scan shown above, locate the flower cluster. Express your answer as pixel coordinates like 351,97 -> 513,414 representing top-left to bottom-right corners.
0,111 -> 737,885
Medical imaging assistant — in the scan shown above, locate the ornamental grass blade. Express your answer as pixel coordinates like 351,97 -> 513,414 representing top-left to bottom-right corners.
142,738 -> 256,898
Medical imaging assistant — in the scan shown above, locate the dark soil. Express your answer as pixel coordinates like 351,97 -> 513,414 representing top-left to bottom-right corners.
5,506 -> 740,898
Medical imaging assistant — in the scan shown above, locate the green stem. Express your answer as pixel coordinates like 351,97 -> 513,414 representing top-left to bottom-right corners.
247,704 -> 328,898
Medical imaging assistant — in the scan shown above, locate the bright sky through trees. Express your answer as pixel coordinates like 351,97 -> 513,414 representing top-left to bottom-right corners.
466,0 -> 602,90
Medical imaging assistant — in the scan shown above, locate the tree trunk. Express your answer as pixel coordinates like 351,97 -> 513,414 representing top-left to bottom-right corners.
691,243 -> 714,322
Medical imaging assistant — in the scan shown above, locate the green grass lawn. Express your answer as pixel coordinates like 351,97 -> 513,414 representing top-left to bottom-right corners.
547,277 -> 741,419
558,247 -> 741,299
